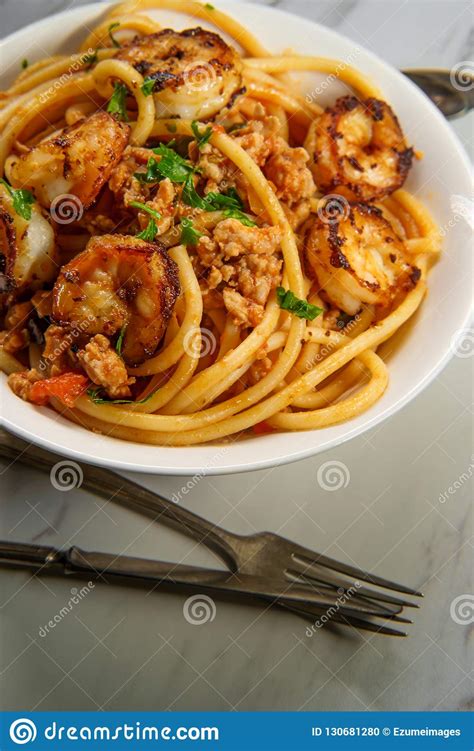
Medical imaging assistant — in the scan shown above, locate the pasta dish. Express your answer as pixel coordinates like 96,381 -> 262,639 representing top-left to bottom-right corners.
0,0 -> 441,446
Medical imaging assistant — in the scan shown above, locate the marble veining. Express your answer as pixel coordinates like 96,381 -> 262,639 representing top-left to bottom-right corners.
0,0 -> 472,713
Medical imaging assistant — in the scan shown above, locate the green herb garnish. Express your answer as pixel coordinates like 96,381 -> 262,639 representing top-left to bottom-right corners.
276,287 -> 323,321
129,201 -> 162,221
21,59 -> 29,70
136,218 -> 158,242
134,157 -> 161,184
115,325 -> 127,355
87,385 -> 159,405
180,217 -> 203,246
191,120 -> 213,150
204,3 -> 215,9
108,22 -> 121,48
181,173 -> 209,210
221,208 -> 256,227
204,187 -> 242,211
141,76 -> 156,97
107,82 -> 129,121
0,179 -> 35,221
152,144 -> 195,183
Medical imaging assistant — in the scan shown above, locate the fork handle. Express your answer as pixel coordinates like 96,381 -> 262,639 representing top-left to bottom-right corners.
0,430 -> 240,569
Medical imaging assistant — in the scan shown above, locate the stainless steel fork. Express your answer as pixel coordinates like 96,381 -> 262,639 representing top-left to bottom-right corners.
0,430 -> 422,635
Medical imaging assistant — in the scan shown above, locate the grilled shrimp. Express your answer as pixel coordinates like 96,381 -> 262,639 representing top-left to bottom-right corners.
116,28 -> 243,120
305,203 -> 420,315
52,234 -> 180,366
305,96 -> 413,201
0,183 -> 56,292
9,113 -> 130,210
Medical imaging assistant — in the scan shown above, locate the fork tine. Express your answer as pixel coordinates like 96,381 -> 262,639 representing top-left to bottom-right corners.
287,566 -> 419,609
284,603 -> 408,637
284,571 -> 403,617
290,550 -> 423,597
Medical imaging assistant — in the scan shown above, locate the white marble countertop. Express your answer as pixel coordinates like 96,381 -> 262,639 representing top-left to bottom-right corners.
0,0 -> 472,713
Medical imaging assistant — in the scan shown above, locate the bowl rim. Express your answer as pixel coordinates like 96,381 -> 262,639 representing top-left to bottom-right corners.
1,0 -> 472,475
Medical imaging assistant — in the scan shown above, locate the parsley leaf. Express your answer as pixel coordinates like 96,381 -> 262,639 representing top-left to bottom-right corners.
107,82 -> 129,121
134,157 -> 161,184
136,218 -> 158,242
21,59 -> 29,70
182,173 -> 209,210
129,201 -> 162,221
141,76 -> 156,97
276,287 -> 323,321
0,179 -> 35,221
191,120 -> 213,150
205,3 -> 215,9
108,22 -> 121,48
152,144 -> 195,183
222,208 -> 256,227
115,325 -> 127,356
87,385 -> 160,405
180,217 -> 203,246
205,188 -> 242,211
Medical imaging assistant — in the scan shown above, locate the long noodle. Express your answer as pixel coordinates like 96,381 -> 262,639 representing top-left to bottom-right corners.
0,0 -> 440,447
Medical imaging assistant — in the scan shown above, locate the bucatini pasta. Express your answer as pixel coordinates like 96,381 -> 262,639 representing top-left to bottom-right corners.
0,0 -> 441,446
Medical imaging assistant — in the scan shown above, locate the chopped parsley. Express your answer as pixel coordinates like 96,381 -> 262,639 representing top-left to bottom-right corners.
221,208 -> 256,226
21,59 -> 29,70
191,120 -> 213,150
276,287 -> 323,321
107,82 -> 129,121
0,179 -> 35,221
115,325 -> 127,356
141,76 -> 156,97
180,217 -> 203,246
87,385 -> 160,405
152,144 -> 195,182
136,218 -> 158,242
204,187 -> 243,211
108,22 -> 121,48
204,3 -> 215,9
129,201 -> 162,221
181,173 -> 209,210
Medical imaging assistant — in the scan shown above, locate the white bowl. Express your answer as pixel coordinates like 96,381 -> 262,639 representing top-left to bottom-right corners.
1,1 -> 472,475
